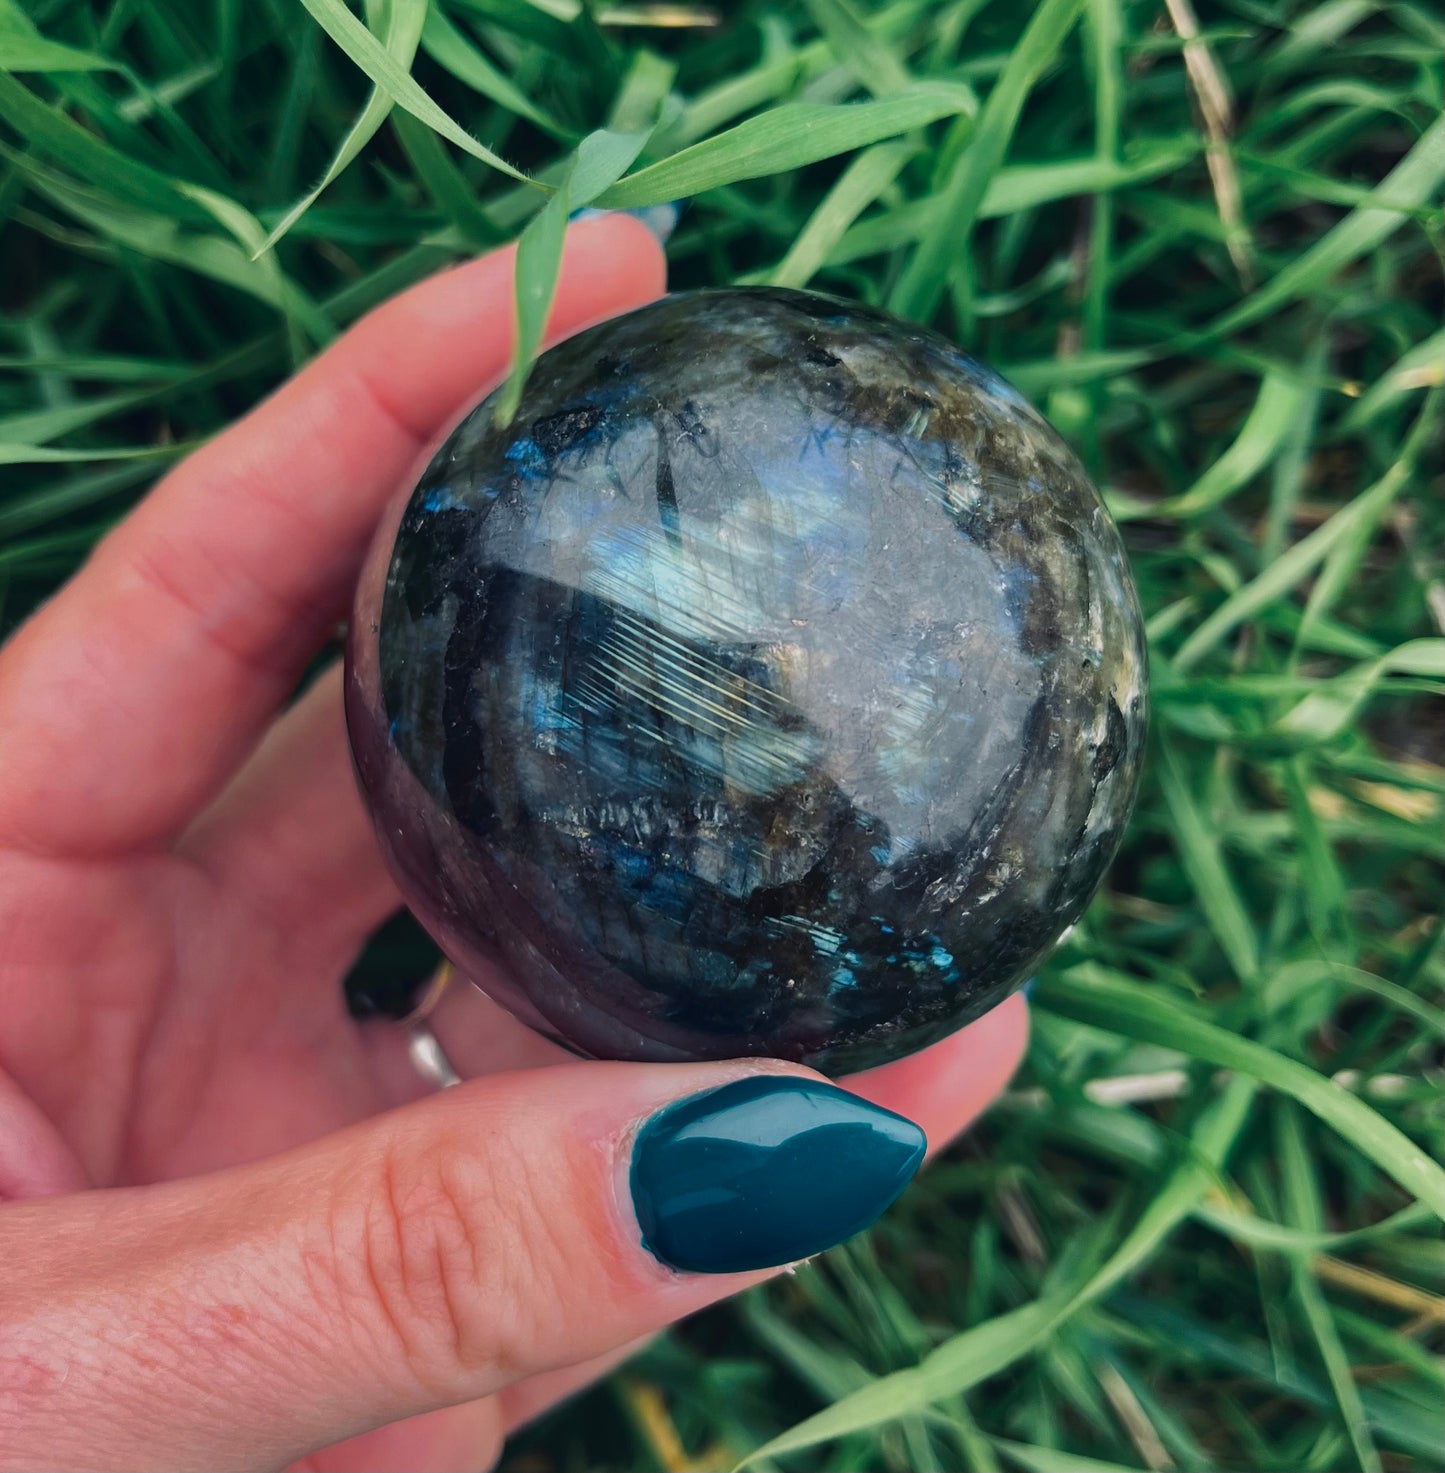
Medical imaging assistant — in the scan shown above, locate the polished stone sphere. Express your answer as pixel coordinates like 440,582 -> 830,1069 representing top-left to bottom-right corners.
345,287 -> 1147,1073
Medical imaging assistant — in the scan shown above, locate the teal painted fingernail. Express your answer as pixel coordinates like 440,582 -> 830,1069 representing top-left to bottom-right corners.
630,1076 -> 926,1274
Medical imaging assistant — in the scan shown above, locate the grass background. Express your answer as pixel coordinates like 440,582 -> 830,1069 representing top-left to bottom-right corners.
1,0 -> 1442,1468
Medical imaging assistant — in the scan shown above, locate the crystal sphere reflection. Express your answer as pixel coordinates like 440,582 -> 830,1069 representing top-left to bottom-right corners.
345,287 -> 1147,1073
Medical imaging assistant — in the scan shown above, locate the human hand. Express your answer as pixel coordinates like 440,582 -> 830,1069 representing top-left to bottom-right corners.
0,215 -> 1028,1473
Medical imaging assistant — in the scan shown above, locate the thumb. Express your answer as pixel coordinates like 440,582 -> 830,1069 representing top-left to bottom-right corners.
0,1059 -> 924,1471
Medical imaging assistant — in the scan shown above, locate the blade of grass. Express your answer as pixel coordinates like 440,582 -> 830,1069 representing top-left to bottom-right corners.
178,180 -> 333,349
996,1440 -> 1146,1472
442,0 -> 584,58
1080,0 -> 1123,465
802,0 -> 913,97
0,70 -> 210,220
1044,967 -> 1445,1219
738,1080 -> 1257,1467
1279,755 -> 1353,960
0,442 -> 181,464
768,139 -> 915,289
889,0 -> 1083,320
0,390 -> 151,444
1266,961 -> 1445,1037
391,108 -> 500,248
1339,328 -> 1444,431
1192,1199 -> 1434,1254
1204,114 -> 1445,338
1261,336 -> 1326,563
1276,1103 -> 1383,1473
1271,638 -> 1444,746
13,160 -> 333,345
257,0 -> 427,253
834,141 -> 1197,263
494,127 -> 650,425
1290,485 -> 1425,671
0,0 -> 116,71
294,0 -> 533,186
1157,735 -> 1260,983
1172,392 -> 1440,671
596,86 -> 973,210
0,351 -> 188,382
735,1286 -> 1089,1467
1158,372 -> 1307,516
419,4 -> 572,140
666,0 -> 932,147
1114,1297 -> 1445,1461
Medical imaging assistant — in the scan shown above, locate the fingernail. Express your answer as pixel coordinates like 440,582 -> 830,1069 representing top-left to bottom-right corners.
630,1076 -> 926,1274
571,201 -> 683,245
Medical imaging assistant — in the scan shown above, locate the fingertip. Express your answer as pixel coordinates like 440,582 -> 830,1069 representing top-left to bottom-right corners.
337,210 -> 666,444
553,210 -> 669,318
844,993 -> 1029,1156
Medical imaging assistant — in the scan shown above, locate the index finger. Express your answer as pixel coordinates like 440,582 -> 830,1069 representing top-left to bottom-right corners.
0,214 -> 667,857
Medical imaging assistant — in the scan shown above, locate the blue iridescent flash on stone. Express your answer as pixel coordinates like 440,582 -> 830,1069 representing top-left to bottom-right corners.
345,288 -> 1147,1073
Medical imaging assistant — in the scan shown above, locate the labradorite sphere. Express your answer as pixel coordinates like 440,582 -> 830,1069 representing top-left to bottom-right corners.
346,287 -> 1147,1073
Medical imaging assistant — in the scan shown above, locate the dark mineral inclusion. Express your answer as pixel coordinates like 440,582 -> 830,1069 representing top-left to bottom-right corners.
345,287 -> 1147,1073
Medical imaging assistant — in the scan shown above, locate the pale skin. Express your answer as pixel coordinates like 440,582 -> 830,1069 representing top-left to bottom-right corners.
0,216 -> 1029,1472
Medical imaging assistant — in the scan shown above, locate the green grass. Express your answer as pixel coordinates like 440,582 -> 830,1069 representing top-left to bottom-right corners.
2,1 -> 1442,1469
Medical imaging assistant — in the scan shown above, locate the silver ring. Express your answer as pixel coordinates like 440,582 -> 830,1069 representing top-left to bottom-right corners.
399,961 -> 453,1026
403,963 -> 462,1089
408,1023 -> 463,1090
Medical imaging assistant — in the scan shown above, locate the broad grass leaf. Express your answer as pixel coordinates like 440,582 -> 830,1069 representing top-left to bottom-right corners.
595,87 -> 973,210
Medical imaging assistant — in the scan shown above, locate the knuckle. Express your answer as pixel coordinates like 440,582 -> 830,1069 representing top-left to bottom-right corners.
315,1109 -> 629,1401
341,1139 -> 487,1397
321,1123 -> 595,1398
